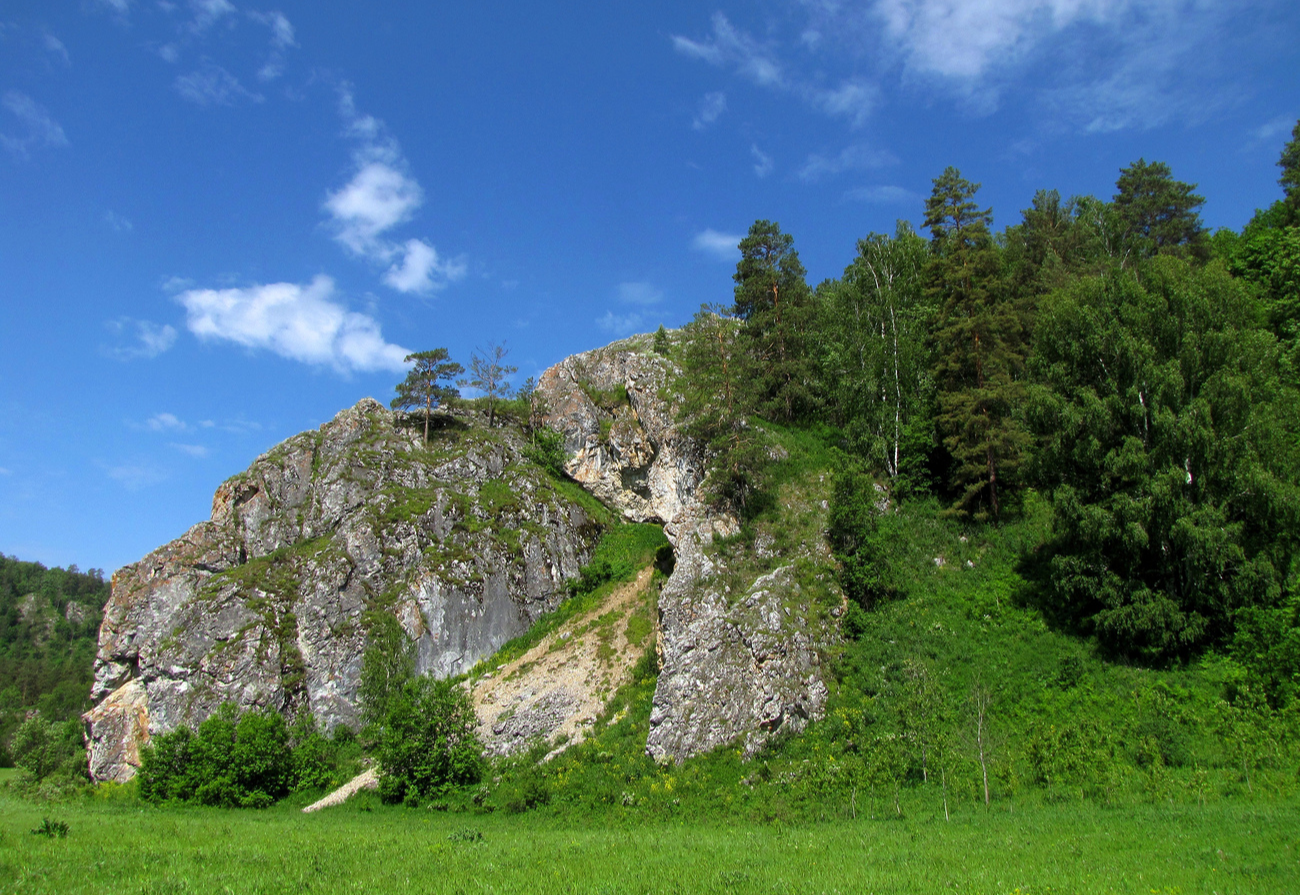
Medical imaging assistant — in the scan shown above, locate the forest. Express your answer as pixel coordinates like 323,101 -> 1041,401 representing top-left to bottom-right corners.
675,121 -> 1300,690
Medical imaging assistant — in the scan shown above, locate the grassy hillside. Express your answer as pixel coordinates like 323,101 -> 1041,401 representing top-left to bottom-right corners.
1,781 -> 1296,893
0,557 -> 110,766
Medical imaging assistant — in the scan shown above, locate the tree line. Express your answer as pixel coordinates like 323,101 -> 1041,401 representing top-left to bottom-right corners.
674,121 -> 1300,680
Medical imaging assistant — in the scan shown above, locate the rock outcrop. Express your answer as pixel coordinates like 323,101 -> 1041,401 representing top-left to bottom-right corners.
86,333 -> 839,781
85,400 -> 600,782
535,334 -> 835,763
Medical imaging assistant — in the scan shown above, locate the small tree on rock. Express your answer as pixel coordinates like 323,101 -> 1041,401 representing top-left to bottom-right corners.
391,349 -> 464,444
461,342 -> 517,428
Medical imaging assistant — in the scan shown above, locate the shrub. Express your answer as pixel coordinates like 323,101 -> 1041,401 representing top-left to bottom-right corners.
375,676 -> 485,804
139,704 -> 339,808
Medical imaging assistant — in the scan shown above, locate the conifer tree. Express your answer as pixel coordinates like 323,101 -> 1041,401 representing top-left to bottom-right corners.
924,167 -> 1028,519
391,348 -> 463,444
733,220 -> 816,422
1112,158 -> 1207,260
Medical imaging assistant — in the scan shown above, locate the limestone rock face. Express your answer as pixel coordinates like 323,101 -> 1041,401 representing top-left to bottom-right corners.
85,399 -> 600,782
535,334 -> 835,763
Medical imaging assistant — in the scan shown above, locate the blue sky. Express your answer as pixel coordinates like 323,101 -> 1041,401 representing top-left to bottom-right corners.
2,0 -> 1298,575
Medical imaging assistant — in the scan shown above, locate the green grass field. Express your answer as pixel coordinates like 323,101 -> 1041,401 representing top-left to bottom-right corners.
1,787 -> 1296,894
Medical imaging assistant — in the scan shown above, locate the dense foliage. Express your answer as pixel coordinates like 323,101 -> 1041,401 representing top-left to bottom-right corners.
138,705 -> 360,808
671,122 -> 1300,675
0,556 -> 109,767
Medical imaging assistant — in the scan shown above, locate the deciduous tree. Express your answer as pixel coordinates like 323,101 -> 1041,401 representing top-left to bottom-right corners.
462,343 -> 517,428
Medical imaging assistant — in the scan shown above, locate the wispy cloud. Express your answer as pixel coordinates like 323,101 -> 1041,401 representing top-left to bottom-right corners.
188,0 -> 237,34
175,62 -> 262,106
797,143 -> 897,183
177,275 -> 411,373
1250,115 -> 1296,147
248,10 -> 296,80
671,12 -> 879,127
169,442 -> 209,458
617,282 -> 663,306
692,91 -> 727,130
675,2 -> 1252,133
325,84 -> 465,294
97,0 -> 132,15
751,144 -> 774,178
596,311 -> 646,337
105,462 -> 168,490
104,210 -> 133,232
43,33 -> 70,66
104,318 -> 177,360
1,91 -> 68,159
146,412 -> 187,432
692,229 -> 742,261
844,184 -> 920,205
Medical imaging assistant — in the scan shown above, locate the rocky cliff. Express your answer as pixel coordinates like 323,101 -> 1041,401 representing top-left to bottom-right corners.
85,400 -> 600,782
534,333 -> 835,762
85,333 -> 838,782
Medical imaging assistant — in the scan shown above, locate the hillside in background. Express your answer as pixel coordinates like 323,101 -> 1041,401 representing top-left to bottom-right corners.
0,557 -> 109,764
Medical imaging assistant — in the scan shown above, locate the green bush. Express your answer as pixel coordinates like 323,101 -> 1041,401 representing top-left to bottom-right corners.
138,704 -> 356,808
375,676 -> 485,805
523,428 -> 568,477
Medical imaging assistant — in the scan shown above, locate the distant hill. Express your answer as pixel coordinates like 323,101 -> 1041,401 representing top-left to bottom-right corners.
0,555 -> 110,764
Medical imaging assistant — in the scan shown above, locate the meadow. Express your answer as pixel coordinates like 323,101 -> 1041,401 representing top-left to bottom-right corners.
2,772 -> 1297,895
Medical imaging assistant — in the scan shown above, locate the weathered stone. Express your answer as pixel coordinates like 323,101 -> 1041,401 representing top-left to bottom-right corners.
535,333 -> 836,764
84,400 -> 600,782
83,679 -> 149,784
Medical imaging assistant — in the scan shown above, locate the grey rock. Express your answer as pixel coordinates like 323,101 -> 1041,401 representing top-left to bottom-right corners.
535,333 -> 836,764
84,399 -> 600,782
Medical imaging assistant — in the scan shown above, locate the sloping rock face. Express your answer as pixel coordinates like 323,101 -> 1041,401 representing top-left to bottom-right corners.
85,399 -> 599,782
536,334 -> 835,763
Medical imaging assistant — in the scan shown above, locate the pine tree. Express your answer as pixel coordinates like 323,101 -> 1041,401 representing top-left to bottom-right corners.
391,349 -> 464,444
1112,158 -> 1207,260
924,167 -> 1028,519
733,220 -> 816,422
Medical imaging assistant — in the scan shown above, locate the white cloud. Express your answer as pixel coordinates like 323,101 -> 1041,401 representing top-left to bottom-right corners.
175,63 -> 261,106
673,13 -> 784,88
147,412 -> 187,432
617,282 -> 663,306
249,10 -> 295,47
751,144 -> 774,178
327,84 -> 464,295
189,0 -> 237,34
106,463 -> 168,490
169,443 -> 210,458
798,143 -> 897,182
844,184 -> 920,204
43,34 -> 70,66
692,91 -> 727,130
383,238 -> 467,294
177,275 -> 411,373
249,11 -> 296,81
674,2 -> 1243,133
104,210 -> 133,232
1251,115 -> 1296,146
105,318 -> 177,360
692,229 -> 742,261
325,162 -> 424,256
597,311 -> 646,337
1,91 -> 68,159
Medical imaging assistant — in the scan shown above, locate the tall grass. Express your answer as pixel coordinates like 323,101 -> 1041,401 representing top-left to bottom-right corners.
1,785 -> 1296,894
